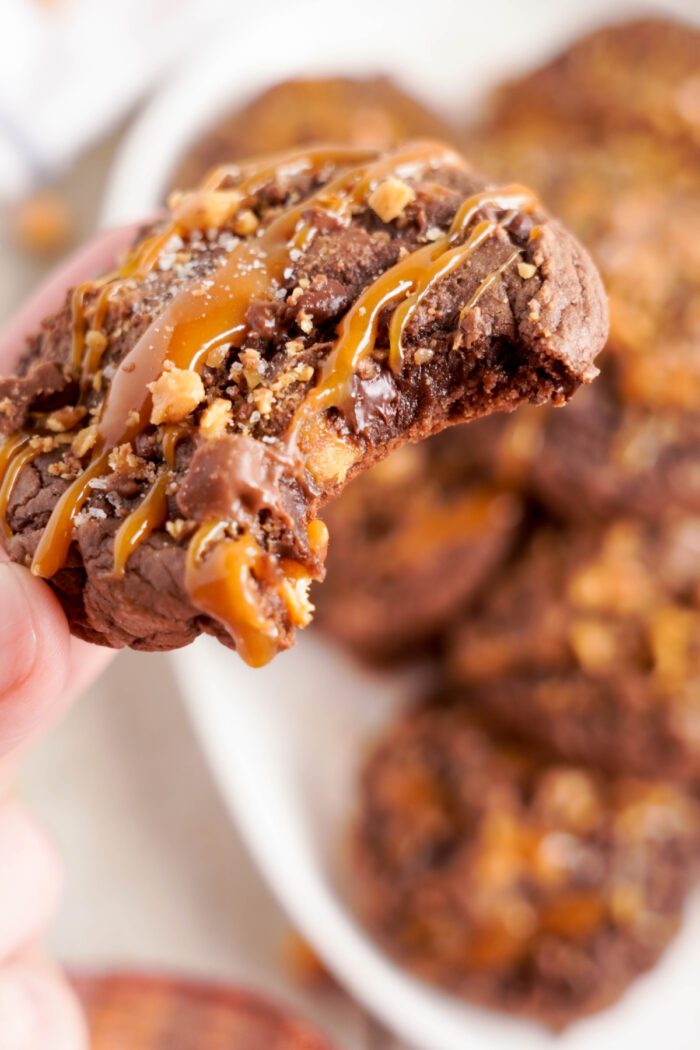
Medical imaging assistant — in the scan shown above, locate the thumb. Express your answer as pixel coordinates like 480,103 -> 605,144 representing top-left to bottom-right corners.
0,564 -> 70,758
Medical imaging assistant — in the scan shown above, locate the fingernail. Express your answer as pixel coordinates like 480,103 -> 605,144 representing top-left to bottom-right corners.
0,971 -> 38,1050
0,565 -> 37,696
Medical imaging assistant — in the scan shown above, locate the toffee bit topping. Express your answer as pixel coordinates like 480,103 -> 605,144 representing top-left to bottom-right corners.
200,398 -> 233,440
368,176 -> 416,222
518,261 -> 537,280
85,329 -> 108,355
45,405 -> 87,433
148,362 -> 206,424
72,424 -> 99,459
232,208 -> 259,237
252,388 -> 274,417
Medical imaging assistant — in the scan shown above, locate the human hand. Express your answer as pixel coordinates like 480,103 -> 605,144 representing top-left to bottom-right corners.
0,226 -> 138,1049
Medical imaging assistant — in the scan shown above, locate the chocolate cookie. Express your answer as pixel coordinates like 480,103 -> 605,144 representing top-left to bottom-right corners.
355,700 -> 700,1028
449,518 -> 700,782
467,18 -> 700,523
0,143 -> 606,660
171,76 -> 459,191
316,429 -> 523,660
74,973 -> 335,1049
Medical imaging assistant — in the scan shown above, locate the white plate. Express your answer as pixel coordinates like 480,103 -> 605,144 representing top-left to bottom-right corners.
106,2 -> 700,1046
172,635 -> 700,1050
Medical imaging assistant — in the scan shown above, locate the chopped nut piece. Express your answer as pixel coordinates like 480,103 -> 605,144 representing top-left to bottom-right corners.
148,363 -> 205,425
413,347 -> 434,365
296,364 -> 315,383
72,424 -> 99,458
108,443 -> 141,473
45,405 -> 87,433
297,310 -> 314,335
280,576 -> 314,629
165,518 -> 192,540
29,435 -> 57,453
85,329 -> 108,355
302,417 -> 359,484
518,261 -> 537,280
253,388 -> 274,416
200,398 -> 232,439
368,176 -> 416,222
233,208 -> 259,236
285,338 -> 304,356
205,343 -> 230,369
244,369 -> 264,390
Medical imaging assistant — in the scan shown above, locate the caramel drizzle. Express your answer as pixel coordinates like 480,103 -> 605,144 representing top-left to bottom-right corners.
0,434 -> 32,538
2,142 -> 540,666
288,186 -> 535,437
0,433 -> 71,540
184,521 -> 279,668
111,425 -> 185,578
69,145 -> 381,387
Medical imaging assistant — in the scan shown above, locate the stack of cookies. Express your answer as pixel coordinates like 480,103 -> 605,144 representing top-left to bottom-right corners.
166,20 -> 700,1029
316,18 -> 700,1029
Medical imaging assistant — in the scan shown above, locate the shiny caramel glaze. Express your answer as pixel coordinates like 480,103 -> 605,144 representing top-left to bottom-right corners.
0,140 -> 601,661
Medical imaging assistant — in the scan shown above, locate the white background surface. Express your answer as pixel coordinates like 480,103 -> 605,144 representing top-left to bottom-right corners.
9,1 -> 700,1047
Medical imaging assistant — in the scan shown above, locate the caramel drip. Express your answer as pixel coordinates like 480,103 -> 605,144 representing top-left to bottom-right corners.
111,424 -> 187,578
290,188 -> 535,434
112,471 -> 170,580
0,434 -> 32,537
460,250 -> 522,316
387,186 -> 536,370
70,283 -> 91,371
185,521 -> 279,668
293,242 -> 437,428
387,219 -> 497,371
31,453 -> 109,578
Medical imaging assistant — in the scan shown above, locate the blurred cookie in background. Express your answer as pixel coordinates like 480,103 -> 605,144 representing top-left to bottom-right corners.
354,700 -> 700,1030
448,517 -> 700,782
74,972 -> 336,1050
466,18 -> 700,524
315,431 -> 523,662
483,18 -> 700,147
171,76 -> 459,190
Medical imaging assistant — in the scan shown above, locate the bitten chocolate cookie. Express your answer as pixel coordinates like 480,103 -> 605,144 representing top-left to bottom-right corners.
316,430 -> 523,660
355,700 -> 700,1029
0,142 -> 606,661
74,973 -> 335,1050
466,18 -> 700,523
171,75 -> 459,191
449,518 -> 700,782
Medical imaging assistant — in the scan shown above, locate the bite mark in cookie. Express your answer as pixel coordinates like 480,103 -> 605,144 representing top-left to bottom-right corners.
0,142 -> 606,660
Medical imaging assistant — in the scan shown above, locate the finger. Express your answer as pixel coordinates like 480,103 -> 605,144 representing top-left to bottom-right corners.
0,564 -> 72,757
0,961 -> 87,1050
0,223 -> 143,371
0,800 -> 62,961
